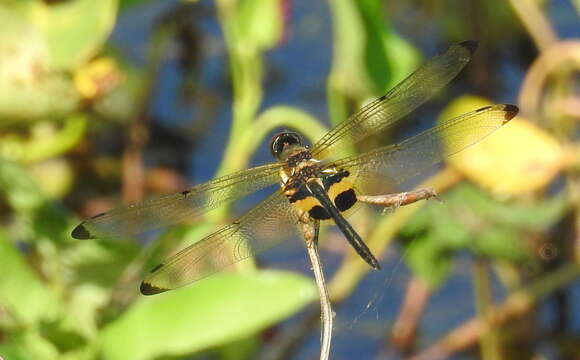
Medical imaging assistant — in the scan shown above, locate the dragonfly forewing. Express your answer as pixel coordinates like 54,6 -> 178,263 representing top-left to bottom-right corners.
140,190 -> 301,294
71,163 -> 282,239
330,104 -> 518,194
312,41 -> 477,160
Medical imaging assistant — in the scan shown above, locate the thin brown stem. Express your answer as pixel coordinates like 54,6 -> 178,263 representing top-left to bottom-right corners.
473,259 -> 502,360
508,0 -> 558,51
518,40 -> 580,118
121,27 -> 173,203
390,277 -> 431,352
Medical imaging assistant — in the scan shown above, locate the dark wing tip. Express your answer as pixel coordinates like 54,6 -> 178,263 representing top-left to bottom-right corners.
458,40 -> 478,55
71,223 -> 95,240
502,104 -> 519,122
140,281 -> 168,296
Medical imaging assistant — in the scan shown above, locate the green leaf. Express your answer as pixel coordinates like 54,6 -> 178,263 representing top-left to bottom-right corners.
119,0 -> 155,11
356,0 -> 420,92
473,227 -> 530,262
401,183 -> 562,286
355,0 -> 391,92
573,0 -> 580,14
469,191 -> 567,231
0,230 -> 58,325
404,233 -> 454,288
0,6 -> 78,123
0,157 -> 46,212
216,336 -> 260,360
328,0 -> 419,98
237,0 -> 283,50
16,0 -> 118,70
0,329 -> 59,360
1,115 -> 87,164
58,284 -> 110,340
0,158 -> 71,245
63,239 -> 140,288
99,271 -> 317,360
328,0 -> 377,99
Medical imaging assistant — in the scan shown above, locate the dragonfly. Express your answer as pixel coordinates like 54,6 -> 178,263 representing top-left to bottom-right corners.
72,41 -> 517,295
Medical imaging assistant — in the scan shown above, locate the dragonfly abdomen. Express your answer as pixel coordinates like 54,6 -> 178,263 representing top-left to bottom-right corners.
285,169 -> 357,220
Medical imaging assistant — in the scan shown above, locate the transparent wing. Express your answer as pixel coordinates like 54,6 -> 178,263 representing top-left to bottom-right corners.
72,163 -> 283,239
329,104 -> 518,192
140,190 -> 301,294
311,41 -> 477,159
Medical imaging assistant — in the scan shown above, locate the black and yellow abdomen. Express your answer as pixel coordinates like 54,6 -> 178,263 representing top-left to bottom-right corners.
286,170 -> 357,220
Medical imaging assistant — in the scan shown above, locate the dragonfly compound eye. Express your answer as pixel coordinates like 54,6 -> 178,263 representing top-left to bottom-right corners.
270,131 -> 303,160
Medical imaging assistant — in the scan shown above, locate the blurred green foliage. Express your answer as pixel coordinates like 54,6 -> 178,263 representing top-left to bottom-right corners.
401,183 -> 567,288
0,0 -> 578,359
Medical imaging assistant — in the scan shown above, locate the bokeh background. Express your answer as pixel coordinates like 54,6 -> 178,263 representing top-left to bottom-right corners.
0,0 -> 579,359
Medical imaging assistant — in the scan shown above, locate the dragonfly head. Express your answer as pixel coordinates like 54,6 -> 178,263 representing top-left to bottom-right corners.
270,131 -> 304,162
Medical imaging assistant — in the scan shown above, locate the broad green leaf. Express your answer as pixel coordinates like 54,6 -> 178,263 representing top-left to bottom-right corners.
99,271 -> 316,360
0,230 -> 58,324
18,0 -> 118,70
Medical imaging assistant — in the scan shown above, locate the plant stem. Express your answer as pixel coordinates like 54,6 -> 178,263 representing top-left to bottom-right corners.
473,259 -> 502,360
390,277 -> 431,351
411,263 -> 580,360
304,220 -> 332,360
508,0 -> 558,51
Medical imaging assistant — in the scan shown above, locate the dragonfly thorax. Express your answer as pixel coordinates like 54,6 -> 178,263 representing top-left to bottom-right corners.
280,158 -> 358,221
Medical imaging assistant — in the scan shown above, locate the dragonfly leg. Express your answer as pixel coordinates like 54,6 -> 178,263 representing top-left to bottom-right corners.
358,188 -> 439,208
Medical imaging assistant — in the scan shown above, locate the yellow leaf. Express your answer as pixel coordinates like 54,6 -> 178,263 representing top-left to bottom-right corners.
442,96 -> 563,195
